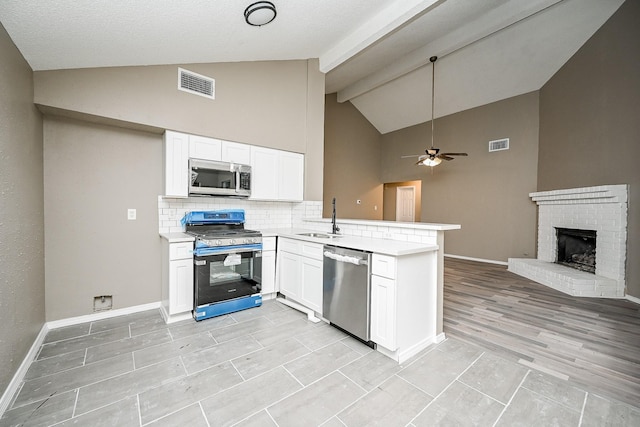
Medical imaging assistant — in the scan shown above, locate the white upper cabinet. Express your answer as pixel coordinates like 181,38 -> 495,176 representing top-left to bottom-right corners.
163,131 -> 189,198
278,151 -> 304,201
221,141 -> 251,165
189,135 -> 222,161
250,146 -> 279,200
163,130 -> 303,201
251,146 -> 304,201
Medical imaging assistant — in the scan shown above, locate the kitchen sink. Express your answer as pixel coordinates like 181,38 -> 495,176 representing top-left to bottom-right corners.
297,232 -> 342,239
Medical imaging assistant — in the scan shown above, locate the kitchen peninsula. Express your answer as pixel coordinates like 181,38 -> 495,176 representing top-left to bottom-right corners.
298,217 -> 460,332
263,217 -> 460,363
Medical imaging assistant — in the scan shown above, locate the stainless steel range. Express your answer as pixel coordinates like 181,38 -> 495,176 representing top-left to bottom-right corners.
182,210 -> 263,321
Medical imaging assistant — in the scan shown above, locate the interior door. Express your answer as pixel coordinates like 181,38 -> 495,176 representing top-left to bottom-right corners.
396,186 -> 415,222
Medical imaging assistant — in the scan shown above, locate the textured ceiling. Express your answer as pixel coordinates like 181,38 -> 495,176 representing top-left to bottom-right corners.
0,0 -> 625,134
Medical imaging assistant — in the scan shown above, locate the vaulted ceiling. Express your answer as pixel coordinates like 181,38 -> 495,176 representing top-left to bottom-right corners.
0,0 -> 624,134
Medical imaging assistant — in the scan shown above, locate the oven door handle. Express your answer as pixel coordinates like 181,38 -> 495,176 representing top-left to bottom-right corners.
193,244 -> 262,256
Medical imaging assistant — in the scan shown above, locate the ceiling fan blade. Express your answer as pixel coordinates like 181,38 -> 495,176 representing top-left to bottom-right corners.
439,155 -> 455,161
440,152 -> 468,156
401,154 -> 421,158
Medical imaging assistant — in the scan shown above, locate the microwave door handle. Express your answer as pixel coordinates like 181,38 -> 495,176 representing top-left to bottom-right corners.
235,170 -> 240,193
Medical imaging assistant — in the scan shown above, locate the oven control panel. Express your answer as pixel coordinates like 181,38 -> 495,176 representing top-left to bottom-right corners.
199,236 -> 263,247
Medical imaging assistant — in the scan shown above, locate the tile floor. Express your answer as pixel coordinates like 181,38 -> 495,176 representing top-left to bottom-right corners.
1,300 -> 639,426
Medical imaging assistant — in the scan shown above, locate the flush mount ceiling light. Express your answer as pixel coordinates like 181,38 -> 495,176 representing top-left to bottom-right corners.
244,1 -> 277,26
402,56 -> 468,168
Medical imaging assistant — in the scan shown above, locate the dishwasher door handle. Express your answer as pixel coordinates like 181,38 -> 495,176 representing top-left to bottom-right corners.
323,251 -> 368,266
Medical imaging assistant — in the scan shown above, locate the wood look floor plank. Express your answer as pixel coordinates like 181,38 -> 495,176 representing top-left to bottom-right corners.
443,258 -> 640,407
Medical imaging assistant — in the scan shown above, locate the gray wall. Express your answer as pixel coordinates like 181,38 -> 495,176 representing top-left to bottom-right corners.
538,0 -> 640,298
380,92 -> 540,262
0,23 -> 45,393
43,117 -> 163,320
33,60 -> 325,200
323,93 -> 383,219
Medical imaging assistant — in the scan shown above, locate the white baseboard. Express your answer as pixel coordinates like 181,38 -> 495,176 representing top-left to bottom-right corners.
159,305 -> 193,324
0,323 -> 49,417
444,254 -> 508,266
0,301 -> 162,418
46,301 -> 161,330
626,294 -> 640,305
275,296 -> 321,323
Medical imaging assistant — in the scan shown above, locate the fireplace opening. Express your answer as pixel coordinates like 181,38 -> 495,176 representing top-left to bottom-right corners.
555,228 -> 596,274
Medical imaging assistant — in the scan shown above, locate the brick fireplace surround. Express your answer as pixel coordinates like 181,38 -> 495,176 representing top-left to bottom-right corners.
509,185 -> 628,298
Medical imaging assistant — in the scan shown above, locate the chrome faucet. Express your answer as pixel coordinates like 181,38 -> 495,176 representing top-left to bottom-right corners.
331,197 -> 340,235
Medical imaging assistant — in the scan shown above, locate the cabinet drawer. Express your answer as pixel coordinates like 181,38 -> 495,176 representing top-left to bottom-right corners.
372,254 -> 397,279
262,236 -> 276,251
279,238 -> 300,254
301,242 -> 323,260
170,242 -> 193,260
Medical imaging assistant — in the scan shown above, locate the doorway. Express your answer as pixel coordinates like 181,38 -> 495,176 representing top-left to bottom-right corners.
383,180 -> 421,221
396,186 -> 416,222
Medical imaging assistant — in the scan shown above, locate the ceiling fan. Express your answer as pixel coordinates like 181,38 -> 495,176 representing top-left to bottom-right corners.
403,56 -> 468,167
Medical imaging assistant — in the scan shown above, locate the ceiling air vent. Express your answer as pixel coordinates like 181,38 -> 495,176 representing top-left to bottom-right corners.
489,138 -> 509,152
178,68 -> 215,100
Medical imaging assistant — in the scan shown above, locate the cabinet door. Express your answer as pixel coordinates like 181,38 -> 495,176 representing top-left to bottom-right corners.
278,151 -> 304,201
189,135 -> 222,161
221,141 -> 251,165
370,274 -> 397,350
164,131 -> 189,198
250,146 -> 279,200
169,258 -> 194,315
300,257 -> 323,314
278,251 -> 300,300
260,251 -> 277,294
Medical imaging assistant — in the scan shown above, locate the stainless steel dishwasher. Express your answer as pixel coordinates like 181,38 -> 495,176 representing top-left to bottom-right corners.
323,245 -> 373,343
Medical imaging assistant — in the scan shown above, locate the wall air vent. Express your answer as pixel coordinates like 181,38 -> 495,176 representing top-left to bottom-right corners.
489,138 -> 509,152
178,68 -> 215,99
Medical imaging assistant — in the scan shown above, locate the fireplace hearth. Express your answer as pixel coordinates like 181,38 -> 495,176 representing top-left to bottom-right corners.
556,228 -> 596,274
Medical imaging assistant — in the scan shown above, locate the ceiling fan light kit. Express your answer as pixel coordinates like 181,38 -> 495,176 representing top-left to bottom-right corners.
244,1 -> 277,27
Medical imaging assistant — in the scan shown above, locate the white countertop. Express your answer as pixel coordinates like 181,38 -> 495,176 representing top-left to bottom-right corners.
160,226 -> 441,256
303,218 -> 461,231
260,228 -> 438,256
159,232 -> 194,243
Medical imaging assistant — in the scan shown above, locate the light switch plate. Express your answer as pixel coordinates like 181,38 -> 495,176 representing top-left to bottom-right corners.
127,209 -> 136,220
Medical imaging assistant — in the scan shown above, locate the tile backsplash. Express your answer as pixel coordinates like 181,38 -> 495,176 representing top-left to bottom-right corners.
158,196 -> 323,233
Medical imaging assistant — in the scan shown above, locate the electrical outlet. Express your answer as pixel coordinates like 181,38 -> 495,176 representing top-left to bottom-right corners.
127,209 -> 136,220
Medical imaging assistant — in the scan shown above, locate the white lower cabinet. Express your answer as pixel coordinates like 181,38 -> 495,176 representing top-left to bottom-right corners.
371,250 -> 437,362
161,240 -> 194,323
370,274 -> 397,350
169,258 -> 194,314
278,250 -> 301,299
300,257 -> 323,313
259,237 -> 277,296
277,238 -> 322,314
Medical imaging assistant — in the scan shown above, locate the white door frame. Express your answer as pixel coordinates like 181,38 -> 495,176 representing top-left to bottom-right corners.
396,186 -> 416,222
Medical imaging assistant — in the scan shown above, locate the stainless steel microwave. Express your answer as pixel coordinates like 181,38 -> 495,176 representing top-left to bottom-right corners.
189,158 -> 251,197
